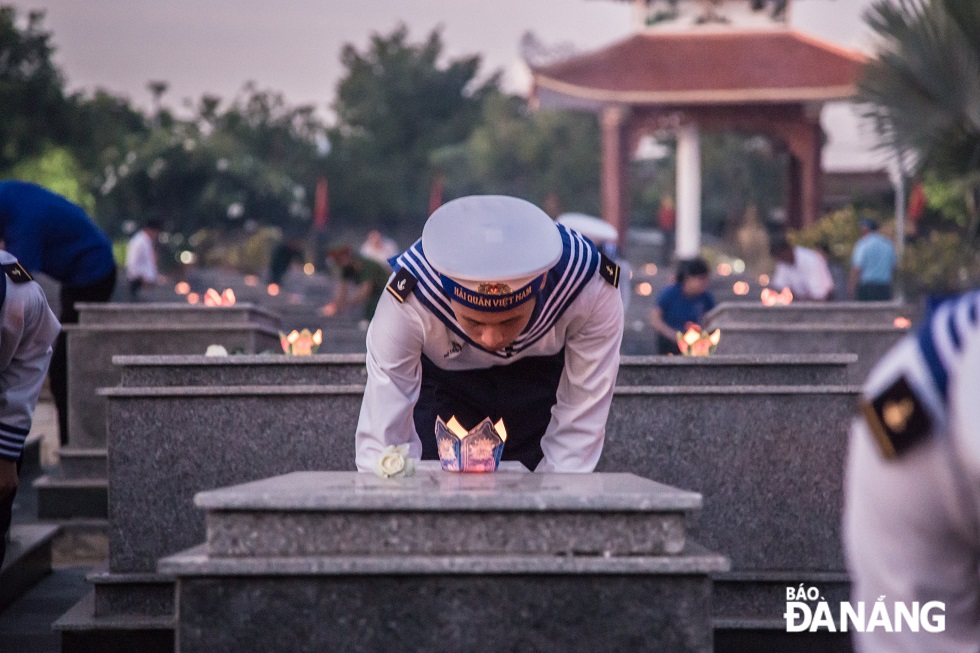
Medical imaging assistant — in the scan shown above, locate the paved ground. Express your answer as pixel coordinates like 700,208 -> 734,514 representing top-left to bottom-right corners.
3,400 -> 93,651
0,567 -> 90,653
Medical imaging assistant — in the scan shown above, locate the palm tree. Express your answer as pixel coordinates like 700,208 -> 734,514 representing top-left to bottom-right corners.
861,0 -> 980,236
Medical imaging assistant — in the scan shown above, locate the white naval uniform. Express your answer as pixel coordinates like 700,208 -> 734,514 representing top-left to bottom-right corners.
0,250 -> 61,463
354,225 -> 625,473
845,291 -> 980,652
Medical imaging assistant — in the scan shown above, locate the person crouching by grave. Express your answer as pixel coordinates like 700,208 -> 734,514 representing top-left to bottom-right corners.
125,218 -> 162,301
769,237 -> 834,301
0,250 -> 62,567
355,195 -> 625,473
649,258 -> 715,355
321,245 -> 390,328
0,181 -> 116,446
844,290 -> 980,650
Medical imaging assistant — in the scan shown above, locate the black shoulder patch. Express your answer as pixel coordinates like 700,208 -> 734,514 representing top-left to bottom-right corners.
1,261 -> 33,284
386,268 -> 417,303
860,375 -> 932,460
598,253 -> 620,288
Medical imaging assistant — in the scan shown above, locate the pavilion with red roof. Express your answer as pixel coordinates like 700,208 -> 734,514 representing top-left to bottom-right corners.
530,0 -> 867,257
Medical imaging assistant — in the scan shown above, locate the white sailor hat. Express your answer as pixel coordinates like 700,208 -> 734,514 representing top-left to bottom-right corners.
423,195 -> 562,312
556,212 -> 618,245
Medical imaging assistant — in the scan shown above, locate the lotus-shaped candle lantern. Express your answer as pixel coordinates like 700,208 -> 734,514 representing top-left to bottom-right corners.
677,324 -> 721,356
761,287 -> 793,306
435,416 -> 507,473
202,288 -> 236,306
280,328 -> 323,355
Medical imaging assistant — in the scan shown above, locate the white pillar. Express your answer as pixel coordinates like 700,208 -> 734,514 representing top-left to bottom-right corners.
675,122 -> 701,260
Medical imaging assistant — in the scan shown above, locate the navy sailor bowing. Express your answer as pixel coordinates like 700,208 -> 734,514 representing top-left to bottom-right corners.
355,195 -> 625,473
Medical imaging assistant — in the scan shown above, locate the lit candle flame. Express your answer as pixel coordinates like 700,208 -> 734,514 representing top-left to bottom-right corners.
677,325 -> 720,356
761,287 -> 793,306
280,328 -> 322,355
201,288 -> 237,307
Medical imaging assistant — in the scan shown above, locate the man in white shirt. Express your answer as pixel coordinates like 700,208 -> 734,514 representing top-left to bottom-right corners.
769,238 -> 834,301
354,195 -> 624,473
125,219 -> 161,300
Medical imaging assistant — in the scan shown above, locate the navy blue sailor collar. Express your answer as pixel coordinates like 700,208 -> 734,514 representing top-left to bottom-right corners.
390,223 -> 601,359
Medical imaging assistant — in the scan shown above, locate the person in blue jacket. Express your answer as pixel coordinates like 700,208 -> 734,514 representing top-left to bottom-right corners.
649,258 -> 716,355
0,181 -> 116,445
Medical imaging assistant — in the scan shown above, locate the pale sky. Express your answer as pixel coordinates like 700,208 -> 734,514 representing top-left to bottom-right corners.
18,0 -> 876,121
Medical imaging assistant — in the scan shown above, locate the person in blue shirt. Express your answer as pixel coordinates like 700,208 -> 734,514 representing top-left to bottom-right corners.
650,258 -> 716,355
848,218 -> 897,301
0,181 -> 117,445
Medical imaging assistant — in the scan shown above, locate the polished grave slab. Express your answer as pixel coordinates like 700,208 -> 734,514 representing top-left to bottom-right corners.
161,467 -> 727,653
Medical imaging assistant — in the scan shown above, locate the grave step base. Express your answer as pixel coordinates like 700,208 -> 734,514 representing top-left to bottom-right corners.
54,449 -> 107,480
34,477 -> 107,520
711,570 -> 850,622
54,591 -> 174,653
88,568 -> 176,617
714,620 -> 853,653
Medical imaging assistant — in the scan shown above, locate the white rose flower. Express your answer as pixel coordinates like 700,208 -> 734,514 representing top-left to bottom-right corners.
205,344 -> 229,357
374,444 -> 415,478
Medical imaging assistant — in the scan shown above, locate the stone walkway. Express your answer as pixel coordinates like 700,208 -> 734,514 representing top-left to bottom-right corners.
2,400 -> 96,650
0,567 -> 90,653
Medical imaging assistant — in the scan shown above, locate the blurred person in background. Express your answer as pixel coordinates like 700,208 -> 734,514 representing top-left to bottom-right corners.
125,219 -> 161,301
0,180 -> 116,445
359,229 -> 398,271
770,238 -> 834,301
849,217 -> 897,301
321,245 -> 390,327
649,258 -> 715,355
268,230 -> 307,286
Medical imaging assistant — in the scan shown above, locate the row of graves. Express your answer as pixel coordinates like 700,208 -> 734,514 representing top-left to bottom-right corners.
3,298 -> 912,652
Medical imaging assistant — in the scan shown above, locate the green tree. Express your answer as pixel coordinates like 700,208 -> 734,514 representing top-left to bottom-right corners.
432,92 -> 601,215
327,25 -> 498,226
96,84 -> 326,237
0,6 -> 70,172
861,0 -> 980,237
10,146 -> 95,214
65,89 -> 150,178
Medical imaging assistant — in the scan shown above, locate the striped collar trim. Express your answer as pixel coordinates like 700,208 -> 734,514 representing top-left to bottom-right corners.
392,224 -> 600,358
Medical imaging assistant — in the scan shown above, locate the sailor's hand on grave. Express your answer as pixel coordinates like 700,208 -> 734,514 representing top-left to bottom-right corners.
0,459 -> 17,499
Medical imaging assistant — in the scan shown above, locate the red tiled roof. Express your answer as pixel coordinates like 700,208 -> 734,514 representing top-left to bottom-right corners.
532,30 -> 866,105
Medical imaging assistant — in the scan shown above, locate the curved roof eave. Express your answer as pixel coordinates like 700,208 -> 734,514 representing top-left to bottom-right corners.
532,74 -> 860,106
